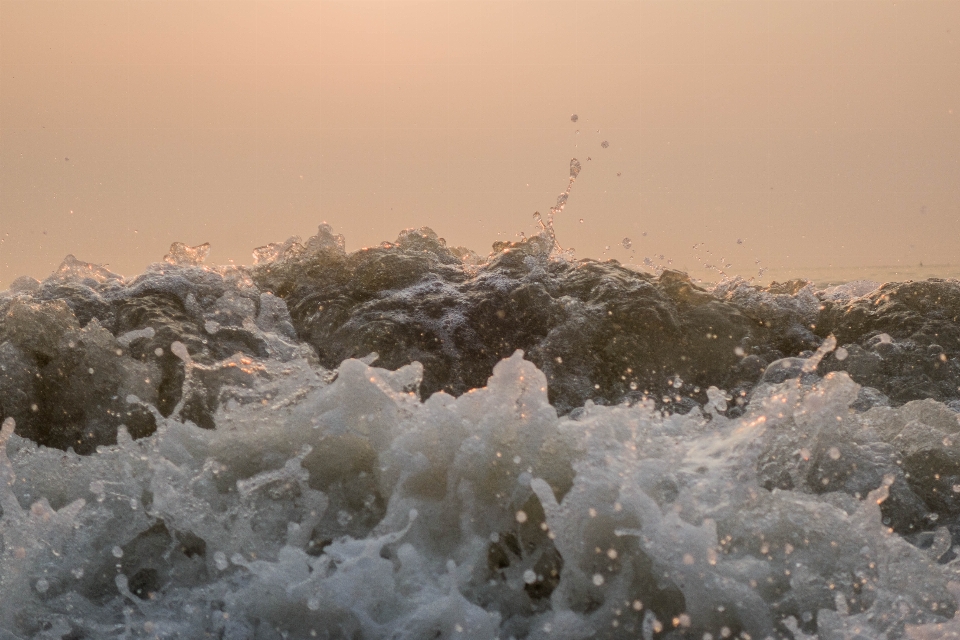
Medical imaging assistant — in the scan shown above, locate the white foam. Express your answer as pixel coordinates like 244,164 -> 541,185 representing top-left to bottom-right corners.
2,352 -> 959,638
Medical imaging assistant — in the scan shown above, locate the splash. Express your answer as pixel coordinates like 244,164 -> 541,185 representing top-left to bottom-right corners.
1,343 -> 959,638
533,158 -> 582,255
4,228 -> 960,638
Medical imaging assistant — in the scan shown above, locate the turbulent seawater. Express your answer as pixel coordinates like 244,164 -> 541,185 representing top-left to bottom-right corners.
3,224 -> 960,639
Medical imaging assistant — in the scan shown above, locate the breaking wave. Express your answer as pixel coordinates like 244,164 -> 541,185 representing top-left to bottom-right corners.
3,223 -> 960,639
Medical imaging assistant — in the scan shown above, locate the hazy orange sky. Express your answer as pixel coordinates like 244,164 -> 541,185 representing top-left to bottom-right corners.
1,0 -> 958,287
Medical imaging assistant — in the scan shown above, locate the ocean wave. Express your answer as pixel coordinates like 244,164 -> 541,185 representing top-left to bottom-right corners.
2,226 -> 960,638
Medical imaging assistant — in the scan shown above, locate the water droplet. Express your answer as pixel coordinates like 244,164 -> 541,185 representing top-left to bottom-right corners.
570,114 -> 578,122
170,341 -> 190,361
569,158 -> 581,179
112,546 -> 123,558
579,218 -> 584,224
214,551 -> 228,571
36,578 -> 49,593
592,573 -> 605,586
835,347 -> 848,361
523,569 -> 537,584
600,140 -> 609,149
516,510 -> 528,523
622,237 -> 632,250
829,447 -> 841,460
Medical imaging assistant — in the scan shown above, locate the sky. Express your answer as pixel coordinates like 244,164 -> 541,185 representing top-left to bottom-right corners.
1,0 -> 959,287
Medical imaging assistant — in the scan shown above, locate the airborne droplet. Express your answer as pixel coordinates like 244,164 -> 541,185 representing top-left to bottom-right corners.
170,341 -> 190,362
622,237 -> 632,250
600,140 -> 609,149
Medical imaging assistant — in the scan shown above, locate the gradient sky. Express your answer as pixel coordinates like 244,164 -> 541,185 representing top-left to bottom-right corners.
1,0 -> 958,287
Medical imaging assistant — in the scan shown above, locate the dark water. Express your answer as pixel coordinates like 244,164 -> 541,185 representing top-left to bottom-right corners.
2,224 -> 960,639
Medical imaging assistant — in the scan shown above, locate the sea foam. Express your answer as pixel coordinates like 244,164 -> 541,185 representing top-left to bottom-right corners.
1,345 -> 959,638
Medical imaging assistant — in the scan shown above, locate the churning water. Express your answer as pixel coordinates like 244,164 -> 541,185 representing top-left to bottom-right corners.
4,182 -> 960,639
